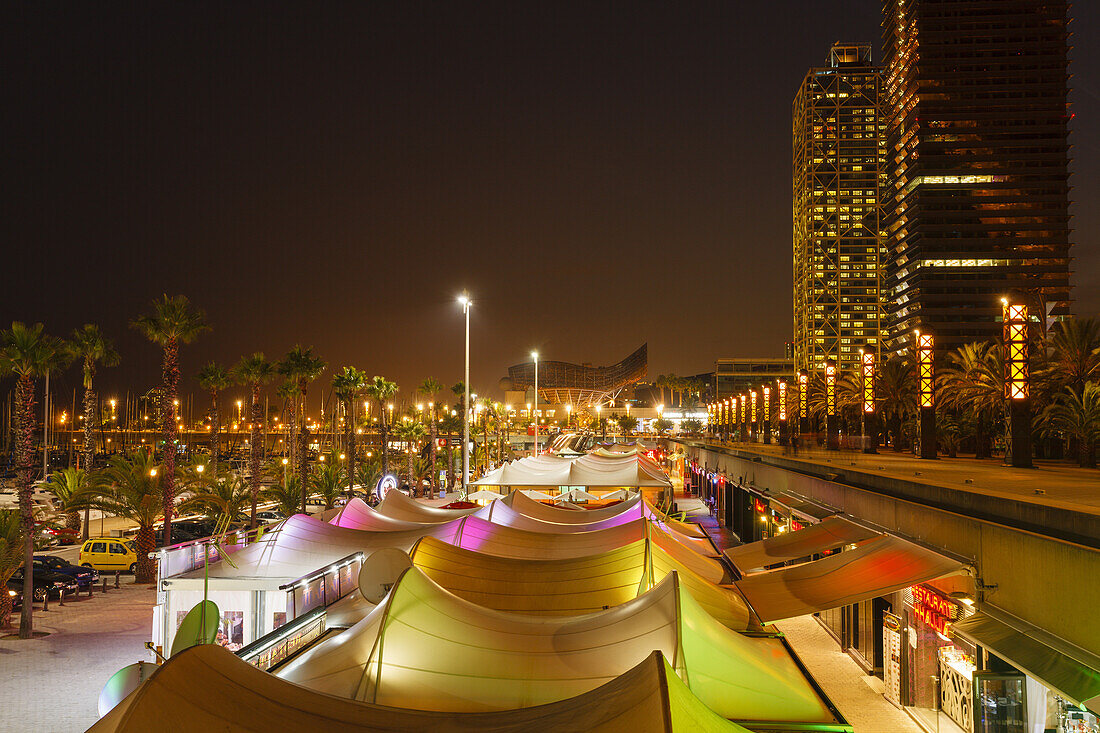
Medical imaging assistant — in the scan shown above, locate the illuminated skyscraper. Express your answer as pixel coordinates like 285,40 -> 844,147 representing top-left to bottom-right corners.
792,43 -> 885,375
881,0 -> 1072,354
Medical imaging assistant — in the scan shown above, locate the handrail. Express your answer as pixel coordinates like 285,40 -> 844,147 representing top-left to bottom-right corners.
279,551 -> 364,591
236,606 -> 327,671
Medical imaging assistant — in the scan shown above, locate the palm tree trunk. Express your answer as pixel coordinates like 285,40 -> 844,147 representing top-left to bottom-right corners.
345,400 -> 355,498
15,374 -> 37,638
161,337 -> 180,548
407,445 -> 414,495
135,525 -> 156,583
381,412 -> 389,477
248,386 -> 262,529
210,390 -> 220,477
82,386 -> 95,541
429,411 -> 437,495
298,424 -> 310,514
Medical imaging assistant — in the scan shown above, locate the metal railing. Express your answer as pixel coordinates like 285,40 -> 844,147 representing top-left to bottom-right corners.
280,551 -> 364,622
236,606 -> 327,671
150,522 -> 276,580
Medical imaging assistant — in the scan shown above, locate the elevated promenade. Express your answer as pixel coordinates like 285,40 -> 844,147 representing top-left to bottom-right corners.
672,437 -> 1100,660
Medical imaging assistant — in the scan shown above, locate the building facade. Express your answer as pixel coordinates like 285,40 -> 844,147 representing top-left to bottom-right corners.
881,0 -> 1073,355
792,42 -> 886,375
714,357 -> 794,400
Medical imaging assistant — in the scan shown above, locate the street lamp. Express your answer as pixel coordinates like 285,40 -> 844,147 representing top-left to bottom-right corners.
531,351 -> 539,456
459,292 -> 472,496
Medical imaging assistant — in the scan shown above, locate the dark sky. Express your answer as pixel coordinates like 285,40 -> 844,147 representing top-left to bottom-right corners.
4,2 -> 1099,407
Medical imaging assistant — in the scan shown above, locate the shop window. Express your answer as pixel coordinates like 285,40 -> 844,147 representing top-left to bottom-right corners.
217,610 -> 244,652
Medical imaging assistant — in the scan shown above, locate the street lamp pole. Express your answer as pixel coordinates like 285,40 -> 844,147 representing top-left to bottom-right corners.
531,352 -> 539,456
459,293 -> 472,497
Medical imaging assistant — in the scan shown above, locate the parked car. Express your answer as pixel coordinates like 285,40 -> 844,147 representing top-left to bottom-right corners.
172,518 -> 217,537
7,568 -> 79,605
254,511 -> 284,523
35,521 -> 80,546
33,555 -> 98,587
78,538 -> 138,574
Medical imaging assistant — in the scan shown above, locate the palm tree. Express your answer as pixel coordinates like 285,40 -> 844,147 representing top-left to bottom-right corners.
418,378 -> 444,494
366,376 -> 399,478
0,510 -> 25,628
178,474 -> 253,528
44,467 -> 91,534
131,295 -> 209,547
1041,382 -> 1100,468
439,410 -> 462,492
72,451 -> 165,583
392,420 -> 427,495
260,473 -> 301,518
1044,316 -> 1100,397
618,414 -> 638,436
195,362 -> 231,478
277,346 -> 326,510
308,458 -> 345,510
275,380 -> 298,465
232,353 -> 276,528
67,324 -> 119,482
878,357 -> 917,451
333,367 -> 368,499
938,343 -> 1003,458
478,396 -> 494,472
0,321 -> 67,638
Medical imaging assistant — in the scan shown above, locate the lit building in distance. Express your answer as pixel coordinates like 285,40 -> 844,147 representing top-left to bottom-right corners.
792,42 -> 885,375
881,0 -> 1072,354
714,357 -> 794,400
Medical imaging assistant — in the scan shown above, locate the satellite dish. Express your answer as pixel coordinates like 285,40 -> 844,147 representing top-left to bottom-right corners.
169,600 -> 219,658
98,661 -> 155,718
358,548 -> 412,604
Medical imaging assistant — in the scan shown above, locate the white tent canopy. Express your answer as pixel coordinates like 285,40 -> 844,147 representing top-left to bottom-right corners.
89,643 -> 748,733
473,453 -> 671,489
276,568 -> 842,727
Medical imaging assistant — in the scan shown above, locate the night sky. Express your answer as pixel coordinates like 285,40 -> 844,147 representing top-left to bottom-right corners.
5,2 -> 1099,406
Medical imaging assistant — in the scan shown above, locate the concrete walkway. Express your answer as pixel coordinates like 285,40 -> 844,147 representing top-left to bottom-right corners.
775,615 -> 922,733
709,440 -> 1100,513
0,581 -> 155,732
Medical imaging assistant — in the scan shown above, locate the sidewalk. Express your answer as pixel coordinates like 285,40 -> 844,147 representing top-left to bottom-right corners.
775,615 -> 922,733
711,440 -> 1100,513
0,581 -> 155,732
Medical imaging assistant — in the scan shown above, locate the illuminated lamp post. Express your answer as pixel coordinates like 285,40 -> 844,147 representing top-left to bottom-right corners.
459,292 -> 472,495
740,393 -> 748,442
731,397 -> 738,442
531,351 -> 539,456
798,370 -> 809,436
750,390 -> 758,443
916,331 -> 937,459
722,399 -> 730,441
860,350 -> 878,454
1002,299 -> 1032,468
777,379 -> 788,446
825,360 -> 838,450
762,385 -> 772,444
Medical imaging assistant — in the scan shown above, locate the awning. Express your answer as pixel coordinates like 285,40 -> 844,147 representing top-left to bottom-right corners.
952,611 -> 1100,714
769,492 -> 836,522
735,534 -> 967,623
724,516 -> 880,574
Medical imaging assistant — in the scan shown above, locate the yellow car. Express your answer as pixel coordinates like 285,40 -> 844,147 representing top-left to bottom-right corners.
79,538 -> 138,574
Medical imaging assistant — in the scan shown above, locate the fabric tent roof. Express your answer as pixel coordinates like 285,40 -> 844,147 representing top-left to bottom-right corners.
486,491 -> 719,556
89,643 -> 747,733
554,489 -> 598,503
277,568 -> 842,726
408,534 -> 749,628
377,489 -> 480,523
952,611 -> 1100,714
329,498 -> 442,532
724,516 -> 880,573
473,453 -> 671,489
166,513 -> 693,589
735,535 -> 967,623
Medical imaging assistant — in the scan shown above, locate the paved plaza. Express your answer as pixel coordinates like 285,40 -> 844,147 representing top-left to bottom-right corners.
0,580 -> 155,732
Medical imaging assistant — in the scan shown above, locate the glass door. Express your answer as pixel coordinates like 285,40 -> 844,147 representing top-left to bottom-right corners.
973,672 -> 1026,733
